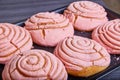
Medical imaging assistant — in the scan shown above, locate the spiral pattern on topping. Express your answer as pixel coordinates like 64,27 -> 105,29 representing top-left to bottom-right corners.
0,23 -> 32,64
25,12 -> 70,30
64,1 -> 108,31
92,19 -> 120,54
65,1 -> 107,18
2,50 -> 68,80
54,36 -> 110,72
24,12 -> 74,46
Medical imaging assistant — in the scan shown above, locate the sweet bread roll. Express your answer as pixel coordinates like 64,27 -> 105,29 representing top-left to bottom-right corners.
64,1 -> 108,31
92,19 -> 120,54
54,36 -> 110,77
2,50 -> 68,80
0,23 -> 32,64
24,12 -> 74,47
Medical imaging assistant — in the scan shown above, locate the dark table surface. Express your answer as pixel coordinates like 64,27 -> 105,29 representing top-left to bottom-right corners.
0,0 -> 120,80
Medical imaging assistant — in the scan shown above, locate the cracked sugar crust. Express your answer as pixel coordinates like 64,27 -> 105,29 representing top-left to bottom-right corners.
2,50 -> 68,80
0,23 -> 33,64
64,1 -> 108,31
24,12 -> 74,47
92,19 -> 120,54
25,12 -> 70,30
54,36 -> 110,77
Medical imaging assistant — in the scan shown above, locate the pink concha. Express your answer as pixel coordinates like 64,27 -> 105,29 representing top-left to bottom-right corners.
54,36 -> 110,77
0,23 -> 33,64
2,50 -> 68,80
24,12 -> 74,47
64,1 -> 108,31
92,19 -> 120,54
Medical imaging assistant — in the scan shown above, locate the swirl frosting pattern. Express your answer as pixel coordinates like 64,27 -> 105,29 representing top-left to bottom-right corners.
92,19 -> 120,54
2,50 -> 68,80
64,1 -> 108,31
54,36 -> 110,77
24,12 -> 74,46
0,23 -> 32,64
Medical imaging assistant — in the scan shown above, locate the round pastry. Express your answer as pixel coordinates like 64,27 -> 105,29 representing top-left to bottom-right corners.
0,23 -> 32,64
92,19 -> 120,54
24,12 -> 74,47
2,50 -> 68,80
64,1 -> 108,31
54,36 -> 110,77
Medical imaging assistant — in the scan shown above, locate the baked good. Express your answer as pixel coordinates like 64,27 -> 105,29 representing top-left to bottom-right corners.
0,23 -> 32,64
54,36 -> 110,77
24,12 -> 74,47
92,19 -> 120,54
2,49 -> 68,80
64,1 -> 108,31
